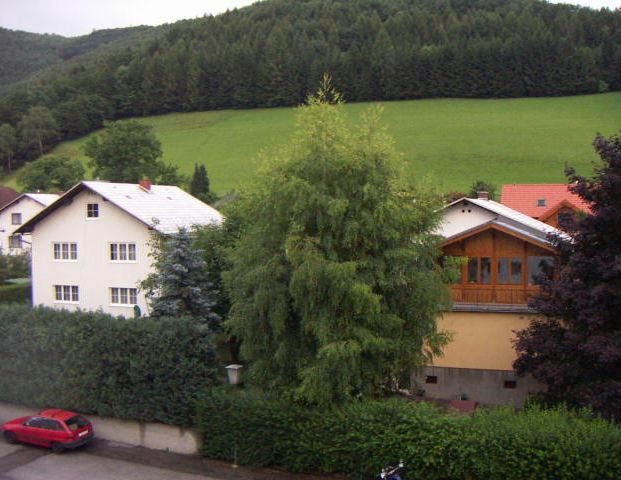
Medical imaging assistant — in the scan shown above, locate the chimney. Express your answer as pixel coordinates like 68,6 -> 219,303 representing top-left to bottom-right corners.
139,179 -> 152,191
477,191 -> 489,200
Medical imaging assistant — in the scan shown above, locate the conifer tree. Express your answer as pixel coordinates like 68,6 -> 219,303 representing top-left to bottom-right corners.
224,78 -> 451,405
141,228 -> 220,330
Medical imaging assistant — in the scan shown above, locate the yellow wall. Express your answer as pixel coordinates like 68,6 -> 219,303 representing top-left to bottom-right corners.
432,311 -> 537,371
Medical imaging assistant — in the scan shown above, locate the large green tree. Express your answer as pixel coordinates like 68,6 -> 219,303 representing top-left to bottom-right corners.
84,120 -> 179,184
17,106 -> 59,157
0,123 -> 16,171
224,80 -> 451,405
17,155 -> 85,192
514,132 -> 621,420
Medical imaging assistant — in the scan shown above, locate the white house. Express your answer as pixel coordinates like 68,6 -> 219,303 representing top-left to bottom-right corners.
16,180 -> 223,317
0,193 -> 59,254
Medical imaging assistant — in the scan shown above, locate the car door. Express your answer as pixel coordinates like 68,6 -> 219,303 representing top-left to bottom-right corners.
40,419 -> 70,447
20,418 -> 48,446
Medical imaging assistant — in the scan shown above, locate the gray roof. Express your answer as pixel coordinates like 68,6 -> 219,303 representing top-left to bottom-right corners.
16,181 -> 223,235
0,193 -> 59,213
442,197 -> 565,245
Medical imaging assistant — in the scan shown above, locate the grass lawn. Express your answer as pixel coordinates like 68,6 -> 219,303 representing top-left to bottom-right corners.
2,92 -> 619,195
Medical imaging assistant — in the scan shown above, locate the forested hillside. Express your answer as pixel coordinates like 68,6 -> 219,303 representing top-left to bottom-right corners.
0,0 -> 619,171
0,26 -> 159,89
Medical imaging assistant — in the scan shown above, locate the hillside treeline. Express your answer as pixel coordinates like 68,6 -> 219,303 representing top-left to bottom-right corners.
0,0 -> 620,170
0,26 -> 158,89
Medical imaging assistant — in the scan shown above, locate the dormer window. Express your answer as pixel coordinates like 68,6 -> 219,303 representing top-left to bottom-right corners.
537,199 -> 546,207
11,213 -> 22,225
87,203 -> 99,218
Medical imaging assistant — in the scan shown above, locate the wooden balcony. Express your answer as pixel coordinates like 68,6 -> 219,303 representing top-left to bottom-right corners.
450,285 -> 539,305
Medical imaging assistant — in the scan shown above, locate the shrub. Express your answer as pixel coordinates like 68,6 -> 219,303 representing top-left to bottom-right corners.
0,304 -> 218,426
0,282 -> 31,303
196,389 -> 621,480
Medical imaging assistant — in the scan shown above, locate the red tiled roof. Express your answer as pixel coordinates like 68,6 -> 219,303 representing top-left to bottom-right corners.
0,187 -> 19,210
501,184 -> 591,218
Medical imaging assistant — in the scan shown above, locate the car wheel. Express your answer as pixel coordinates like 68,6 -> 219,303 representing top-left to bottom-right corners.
51,442 -> 65,454
3,431 -> 17,444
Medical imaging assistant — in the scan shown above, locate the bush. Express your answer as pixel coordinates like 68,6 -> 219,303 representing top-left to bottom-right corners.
0,304 -> 218,426
196,389 -> 621,480
0,282 -> 31,303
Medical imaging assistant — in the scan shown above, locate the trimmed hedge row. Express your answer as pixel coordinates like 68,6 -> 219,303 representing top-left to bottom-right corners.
196,388 -> 621,480
0,304 -> 218,426
0,283 -> 31,303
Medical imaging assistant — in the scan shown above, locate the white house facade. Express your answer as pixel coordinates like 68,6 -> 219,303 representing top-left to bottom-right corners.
0,193 -> 59,254
16,181 -> 223,318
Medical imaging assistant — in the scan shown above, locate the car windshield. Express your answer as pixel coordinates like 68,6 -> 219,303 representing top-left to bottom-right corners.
65,416 -> 89,431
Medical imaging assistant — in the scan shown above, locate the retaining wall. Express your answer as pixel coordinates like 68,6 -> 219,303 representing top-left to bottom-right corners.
0,402 -> 200,454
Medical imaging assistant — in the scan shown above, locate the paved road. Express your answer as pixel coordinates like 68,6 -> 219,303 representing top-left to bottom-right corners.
0,439 -> 329,480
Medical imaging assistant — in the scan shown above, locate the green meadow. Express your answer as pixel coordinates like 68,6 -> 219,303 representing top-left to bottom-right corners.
2,92 -> 620,194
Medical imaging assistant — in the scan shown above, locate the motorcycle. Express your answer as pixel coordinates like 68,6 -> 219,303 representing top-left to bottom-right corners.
379,460 -> 404,480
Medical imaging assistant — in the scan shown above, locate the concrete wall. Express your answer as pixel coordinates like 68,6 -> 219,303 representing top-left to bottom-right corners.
30,189 -> 153,317
412,366 -> 544,407
0,402 -> 199,455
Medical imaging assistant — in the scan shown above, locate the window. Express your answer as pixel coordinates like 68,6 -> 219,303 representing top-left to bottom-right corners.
53,242 -> 77,260
498,257 -> 522,285
537,199 -> 546,207
480,257 -> 491,284
467,257 -> 491,284
9,235 -> 22,249
54,285 -> 79,303
24,417 -> 47,429
467,257 -> 479,283
528,256 -> 554,285
425,375 -> 438,384
110,242 -> 137,262
503,380 -> 517,389
11,213 -> 22,225
511,258 -> 522,284
558,212 -> 573,227
110,287 -> 138,306
87,203 -> 99,218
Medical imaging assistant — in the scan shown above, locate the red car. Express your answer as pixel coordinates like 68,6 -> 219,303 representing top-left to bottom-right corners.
2,409 -> 94,453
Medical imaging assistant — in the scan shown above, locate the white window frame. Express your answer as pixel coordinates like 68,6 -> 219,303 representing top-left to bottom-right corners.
109,242 -> 137,262
11,213 -> 22,225
53,285 -> 79,304
110,287 -> 138,306
86,203 -> 99,219
9,235 -> 22,249
52,242 -> 78,261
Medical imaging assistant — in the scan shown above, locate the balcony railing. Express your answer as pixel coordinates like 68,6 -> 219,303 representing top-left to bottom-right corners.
450,285 -> 539,305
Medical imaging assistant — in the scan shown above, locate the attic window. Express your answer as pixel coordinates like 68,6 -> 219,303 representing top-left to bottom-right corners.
87,203 -> 99,218
537,199 -> 546,207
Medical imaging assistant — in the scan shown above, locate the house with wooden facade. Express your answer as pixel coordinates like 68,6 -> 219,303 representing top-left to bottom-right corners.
413,193 -> 564,406
501,183 -> 591,228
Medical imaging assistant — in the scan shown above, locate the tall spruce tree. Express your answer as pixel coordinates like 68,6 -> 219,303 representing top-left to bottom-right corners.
514,132 -> 621,420
224,78 -> 451,405
190,164 -> 213,203
141,228 -> 220,330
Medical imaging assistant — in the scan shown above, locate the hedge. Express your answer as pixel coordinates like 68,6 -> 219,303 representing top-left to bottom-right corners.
0,304 -> 218,426
196,388 -> 621,480
0,282 -> 31,303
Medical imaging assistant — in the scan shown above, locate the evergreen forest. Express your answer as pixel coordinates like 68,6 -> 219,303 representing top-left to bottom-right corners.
0,0 -> 620,170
